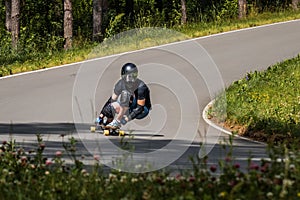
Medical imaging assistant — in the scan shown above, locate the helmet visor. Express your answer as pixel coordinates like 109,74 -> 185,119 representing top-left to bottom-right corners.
122,72 -> 138,83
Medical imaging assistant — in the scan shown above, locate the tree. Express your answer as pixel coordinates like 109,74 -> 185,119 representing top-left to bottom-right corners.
238,0 -> 247,19
292,0 -> 299,10
93,0 -> 103,41
5,0 -> 11,32
181,0 -> 187,25
11,0 -> 20,48
64,0 -> 73,49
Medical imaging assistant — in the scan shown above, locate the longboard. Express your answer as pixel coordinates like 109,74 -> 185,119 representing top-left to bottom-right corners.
90,124 -> 125,136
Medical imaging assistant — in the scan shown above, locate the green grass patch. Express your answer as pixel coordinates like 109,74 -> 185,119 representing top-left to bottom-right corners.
210,55 -> 300,142
0,44 -> 94,76
1,9 -> 300,77
174,10 -> 300,38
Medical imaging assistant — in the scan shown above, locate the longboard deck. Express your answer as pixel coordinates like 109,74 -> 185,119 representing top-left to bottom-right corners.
90,124 -> 125,136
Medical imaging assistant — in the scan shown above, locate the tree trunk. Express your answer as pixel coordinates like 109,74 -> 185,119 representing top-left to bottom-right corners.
238,0 -> 247,19
93,0 -> 103,41
181,0 -> 187,25
103,0 -> 108,12
5,0 -> 12,32
292,0 -> 299,10
11,0 -> 20,48
64,0 -> 73,50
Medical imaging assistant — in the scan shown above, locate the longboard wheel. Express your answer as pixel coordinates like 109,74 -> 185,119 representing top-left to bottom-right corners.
90,126 -> 96,132
119,130 -> 125,136
104,130 -> 110,136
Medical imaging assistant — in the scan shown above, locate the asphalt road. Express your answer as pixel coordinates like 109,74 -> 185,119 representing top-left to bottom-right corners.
1,20 -> 300,173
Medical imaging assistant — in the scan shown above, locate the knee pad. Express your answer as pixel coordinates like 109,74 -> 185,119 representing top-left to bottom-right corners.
118,90 -> 131,107
136,106 -> 149,120
101,104 -> 115,118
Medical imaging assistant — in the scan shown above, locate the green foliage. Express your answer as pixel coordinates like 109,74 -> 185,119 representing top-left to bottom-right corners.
248,0 -> 293,12
218,0 -> 239,20
20,0 -> 64,51
105,13 -> 126,39
73,0 -> 93,38
211,55 -> 300,141
0,135 -> 299,199
203,0 -> 237,22
0,0 -> 299,77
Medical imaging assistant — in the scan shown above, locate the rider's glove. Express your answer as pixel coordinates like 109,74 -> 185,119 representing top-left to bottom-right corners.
96,117 -> 102,124
120,117 -> 127,125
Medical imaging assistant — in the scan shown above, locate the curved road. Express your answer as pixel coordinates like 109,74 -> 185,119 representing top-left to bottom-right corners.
0,20 -> 300,172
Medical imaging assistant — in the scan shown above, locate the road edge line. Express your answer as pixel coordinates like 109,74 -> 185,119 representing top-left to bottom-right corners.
202,99 -> 266,145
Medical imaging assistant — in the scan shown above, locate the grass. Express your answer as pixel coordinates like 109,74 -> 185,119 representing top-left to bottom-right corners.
0,134 -> 299,199
1,9 -> 300,77
177,10 -> 300,37
209,55 -> 300,143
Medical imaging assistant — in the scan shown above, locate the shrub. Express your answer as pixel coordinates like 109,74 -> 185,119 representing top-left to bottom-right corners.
0,135 -> 299,199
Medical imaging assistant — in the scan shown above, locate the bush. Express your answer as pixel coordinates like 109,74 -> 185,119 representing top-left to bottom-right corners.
0,135 -> 299,199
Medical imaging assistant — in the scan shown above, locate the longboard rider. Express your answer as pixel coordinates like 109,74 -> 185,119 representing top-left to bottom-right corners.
97,63 -> 152,129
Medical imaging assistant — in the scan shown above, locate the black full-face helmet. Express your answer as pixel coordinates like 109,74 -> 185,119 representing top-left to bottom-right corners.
121,63 -> 138,88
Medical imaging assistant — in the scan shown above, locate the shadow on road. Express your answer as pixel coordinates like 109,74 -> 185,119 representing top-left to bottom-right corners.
0,122 -> 76,135
0,122 -> 268,173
